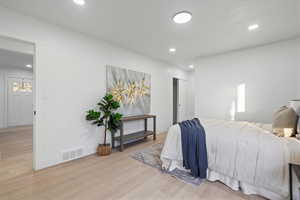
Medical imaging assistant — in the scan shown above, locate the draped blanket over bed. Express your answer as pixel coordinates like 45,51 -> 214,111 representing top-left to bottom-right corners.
161,119 -> 300,200
179,119 -> 208,178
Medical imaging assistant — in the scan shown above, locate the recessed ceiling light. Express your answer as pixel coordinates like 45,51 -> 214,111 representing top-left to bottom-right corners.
248,24 -> 259,31
169,48 -> 176,53
173,11 -> 192,24
73,0 -> 85,6
189,65 -> 194,69
26,64 -> 32,68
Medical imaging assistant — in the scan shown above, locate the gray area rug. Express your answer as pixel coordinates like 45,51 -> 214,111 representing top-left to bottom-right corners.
130,143 -> 204,186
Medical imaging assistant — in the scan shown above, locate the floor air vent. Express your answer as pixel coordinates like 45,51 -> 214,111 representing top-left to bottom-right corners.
62,147 -> 84,161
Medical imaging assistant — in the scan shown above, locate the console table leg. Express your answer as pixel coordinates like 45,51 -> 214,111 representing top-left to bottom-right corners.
112,132 -> 115,149
289,163 -> 293,200
153,116 -> 156,140
144,118 -> 148,140
120,122 -> 124,152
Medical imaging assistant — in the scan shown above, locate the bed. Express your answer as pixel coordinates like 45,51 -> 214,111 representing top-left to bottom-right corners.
161,119 -> 300,200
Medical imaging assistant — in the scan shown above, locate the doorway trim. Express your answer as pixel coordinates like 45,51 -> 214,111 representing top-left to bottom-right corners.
0,34 -> 37,171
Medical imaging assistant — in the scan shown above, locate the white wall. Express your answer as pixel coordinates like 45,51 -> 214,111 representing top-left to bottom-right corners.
0,66 -> 33,128
0,6 -> 190,170
0,36 -> 34,55
187,73 -> 195,119
0,69 -> 4,128
194,39 -> 300,123
298,43 -> 300,98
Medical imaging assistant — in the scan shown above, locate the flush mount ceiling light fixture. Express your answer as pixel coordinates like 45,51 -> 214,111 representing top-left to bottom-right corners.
26,64 -> 32,68
73,0 -> 85,6
173,11 -> 192,24
189,65 -> 194,69
169,48 -> 176,53
248,24 -> 259,31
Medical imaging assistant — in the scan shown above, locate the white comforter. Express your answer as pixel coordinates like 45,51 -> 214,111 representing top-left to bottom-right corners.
161,119 -> 300,200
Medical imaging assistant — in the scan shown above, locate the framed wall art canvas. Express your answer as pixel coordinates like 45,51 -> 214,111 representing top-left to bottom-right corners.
106,66 -> 151,116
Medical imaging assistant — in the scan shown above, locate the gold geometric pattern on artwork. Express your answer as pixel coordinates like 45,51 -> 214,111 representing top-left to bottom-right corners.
110,80 -> 126,103
109,78 -> 150,105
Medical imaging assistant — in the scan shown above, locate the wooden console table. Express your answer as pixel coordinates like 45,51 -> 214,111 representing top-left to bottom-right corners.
111,115 -> 156,152
289,162 -> 300,200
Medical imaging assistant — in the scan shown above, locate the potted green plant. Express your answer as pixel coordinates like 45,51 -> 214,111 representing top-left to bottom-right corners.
86,93 -> 123,156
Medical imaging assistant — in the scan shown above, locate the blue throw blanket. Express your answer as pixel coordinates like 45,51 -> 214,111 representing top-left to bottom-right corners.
179,118 -> 208,178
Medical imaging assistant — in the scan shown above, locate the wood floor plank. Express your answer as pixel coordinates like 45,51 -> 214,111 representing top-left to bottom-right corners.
0,127 -> 265,200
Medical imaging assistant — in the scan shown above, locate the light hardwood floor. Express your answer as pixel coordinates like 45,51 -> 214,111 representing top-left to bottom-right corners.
0,126 -> 33,182
0,128 -> 265,200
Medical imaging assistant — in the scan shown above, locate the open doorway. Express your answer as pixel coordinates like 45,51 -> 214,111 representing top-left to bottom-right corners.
0,36 -> 35,177
173,78 -> 179,124
173,77 -> 189,124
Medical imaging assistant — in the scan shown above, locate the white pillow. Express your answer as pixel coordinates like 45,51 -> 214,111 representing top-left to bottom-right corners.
289,100 -> 300,134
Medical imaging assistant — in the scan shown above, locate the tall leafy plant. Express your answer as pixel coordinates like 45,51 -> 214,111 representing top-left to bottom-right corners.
86,93 -> 123,145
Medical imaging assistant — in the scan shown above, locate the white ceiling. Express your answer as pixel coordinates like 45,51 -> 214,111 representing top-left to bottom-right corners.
0,0 -> 299,69
0,48 -> 33,70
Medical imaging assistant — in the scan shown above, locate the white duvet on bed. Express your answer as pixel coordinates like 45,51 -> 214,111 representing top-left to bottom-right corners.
161,119 -> 300,200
